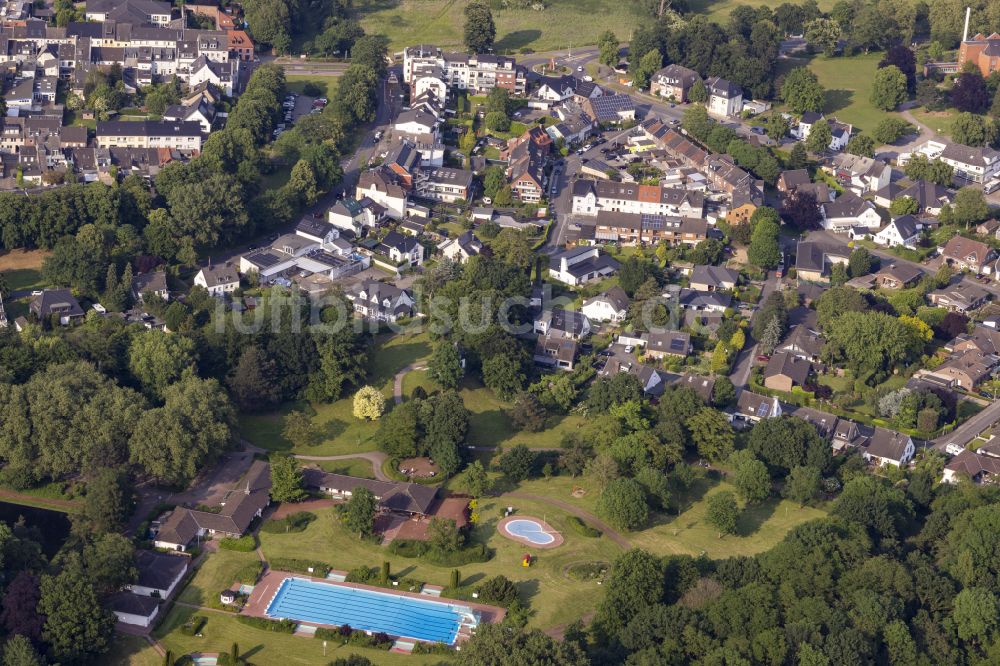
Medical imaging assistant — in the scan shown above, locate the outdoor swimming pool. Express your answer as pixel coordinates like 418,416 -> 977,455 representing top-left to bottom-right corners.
264,577 -> 475,644
504,519 -> 556,545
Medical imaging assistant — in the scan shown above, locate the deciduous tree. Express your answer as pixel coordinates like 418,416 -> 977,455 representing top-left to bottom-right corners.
705,491 -> 739,537
341,486 -> 377,537
780,67 -> 824,115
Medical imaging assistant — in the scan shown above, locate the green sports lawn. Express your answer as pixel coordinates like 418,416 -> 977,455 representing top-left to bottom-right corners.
687,0 -> 836,21
786,53 -> 904,133
354,0 -> 645,52
106,634 -> 162,666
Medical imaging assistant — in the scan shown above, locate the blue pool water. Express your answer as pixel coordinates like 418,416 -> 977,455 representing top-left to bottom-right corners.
265,577 -> 472,644
506,519 -> 555,545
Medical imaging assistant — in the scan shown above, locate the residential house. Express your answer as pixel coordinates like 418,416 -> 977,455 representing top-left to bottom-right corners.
650,64 -> 699,101
820,191 -> 883,232
940,235 -> 996,273
928,280 -> 991,312
795,241 -> 850,282
675,372 -> 715,403
644,330 -> 692,359
582,94 -> 636,124
581,286 -> 630,323
763,351 -> 811,392
791,406 -> 841,440
947,325 -> 1000,356
825,153 -> 892,195
403,46 -> 527,96
109,593 -> 160,628
154,461 -> 271,551
727,184 -> 763,225
438,230 -> 483,263
129,550 -> 188,598
863,428 -> 915,467
29,289 -> 84,325
873,215 -> 921,249
599,355 -> 664,395
896,180 -> 952,216
533,332 -> 578,371
705,76 -> 743,117
777,169 -> 811,194
548,246 -> 620,286
905,139 -> 1000,184
873,262 -> 923,289
942,449 -> 1000,484
413,167 -> 473,203
732,391 -> 782,424
502,127 -> 549,203
689,265 -> 739,292
675,288 -> 731,313
571,179 -> 705,218
328,197 -> 387,234
378,230 -> 424,267
534,309 -> 592,340
345,280 -> 415,322
777,324 -> 823,363
923,349 -> 998,390
194,262 -> 239,296
586,211 -> 708,246
303,470 -> 440,516
534,74 -> 576,103
95,120 -> 202,150
162,98 -> 215,133
131,270 -> 168,302
356,167 -> 407,219
394,108 -> 439,139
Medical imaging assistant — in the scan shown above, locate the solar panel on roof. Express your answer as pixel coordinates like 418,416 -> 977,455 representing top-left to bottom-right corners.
670,338 -> 686,351
757,401 -> 770,417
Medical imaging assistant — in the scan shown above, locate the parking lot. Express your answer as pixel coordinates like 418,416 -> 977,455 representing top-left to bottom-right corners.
273,92 -> 327,139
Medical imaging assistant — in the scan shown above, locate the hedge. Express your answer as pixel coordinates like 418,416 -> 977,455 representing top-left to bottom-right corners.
412,641 -> 454,655
233,561 -> 263,584
218,534 -> 257,552
387,540 -> 493,566
566,516 -> 601,538
314,626 -> 393,649
235,616 -> 296,633
269,557 -> 330,577
260,512 -> 317,534
179,616 -> 206,636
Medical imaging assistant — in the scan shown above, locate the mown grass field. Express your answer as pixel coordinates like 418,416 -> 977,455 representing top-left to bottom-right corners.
354,0 -> 645,52
789,53 -> 903,133
285,74 -> 340,99
106,634 -> 162,666
687,0 -> 836,21
910,107 -> 958,139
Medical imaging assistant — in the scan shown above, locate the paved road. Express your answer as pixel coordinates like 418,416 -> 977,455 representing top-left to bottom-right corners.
931,398 -> 1000,452
729,275 -> 782,393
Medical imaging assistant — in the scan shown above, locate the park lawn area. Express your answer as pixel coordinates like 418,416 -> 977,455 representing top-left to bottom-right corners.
354,0 -> 644,52
910,108 -> 958,138
286,74 -> 340,99
818,373 -> 853,394
789,53 -> 902,133
259,497 -> 625,631
2,268 -> 46,292
154,605 -> 451,666
106,634 -> 162,666
177,549 -> 259,608
629,478 -> 828,558
260,164 -> 292,190
687,0 -> 835,21
240,332 -> 433,456
313,457 -> 377,479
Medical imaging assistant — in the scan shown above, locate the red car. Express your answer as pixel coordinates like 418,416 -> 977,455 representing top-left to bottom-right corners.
756,354 -> 770,363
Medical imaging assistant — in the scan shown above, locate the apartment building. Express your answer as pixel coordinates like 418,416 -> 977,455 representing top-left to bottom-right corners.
95,120 -> 202,150
571,179 -> 705,218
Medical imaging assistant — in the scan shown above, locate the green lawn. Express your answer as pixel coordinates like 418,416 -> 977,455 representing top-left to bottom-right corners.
629,479 -> 828,558
258,498 -> 626,631
3,268 -> 45,292
354,0 -> 645,52
312,457 -> 377,479
106,634 -> 162,666
177,549 -> 259,608
910,108 -> 958,139
285,74 -> 340,99
688,0 -> 835,21
239,332 -> 432,456
154,605 -> 451,666
792,53 -> 902,133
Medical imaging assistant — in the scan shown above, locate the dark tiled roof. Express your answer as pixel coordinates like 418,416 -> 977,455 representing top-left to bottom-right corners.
302,471 -> 438,514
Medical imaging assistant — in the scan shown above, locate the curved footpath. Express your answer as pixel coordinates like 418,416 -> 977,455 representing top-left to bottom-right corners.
393,362 -> 425,405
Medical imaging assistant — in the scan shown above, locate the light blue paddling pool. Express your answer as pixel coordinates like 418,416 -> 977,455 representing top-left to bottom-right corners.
505,519 -> 555,545
265,577 -> 474,644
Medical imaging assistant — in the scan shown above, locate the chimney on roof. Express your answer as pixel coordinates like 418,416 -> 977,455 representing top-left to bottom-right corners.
963,6 -> 971,43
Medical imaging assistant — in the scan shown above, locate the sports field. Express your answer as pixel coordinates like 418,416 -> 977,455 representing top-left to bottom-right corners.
355,0 -> 645,52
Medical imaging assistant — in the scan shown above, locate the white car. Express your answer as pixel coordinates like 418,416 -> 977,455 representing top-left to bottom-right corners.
577,66 -> 583,72
583,75 -> 593,82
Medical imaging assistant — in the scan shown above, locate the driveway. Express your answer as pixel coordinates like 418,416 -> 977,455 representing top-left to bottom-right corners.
932,398 -> 1000,453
